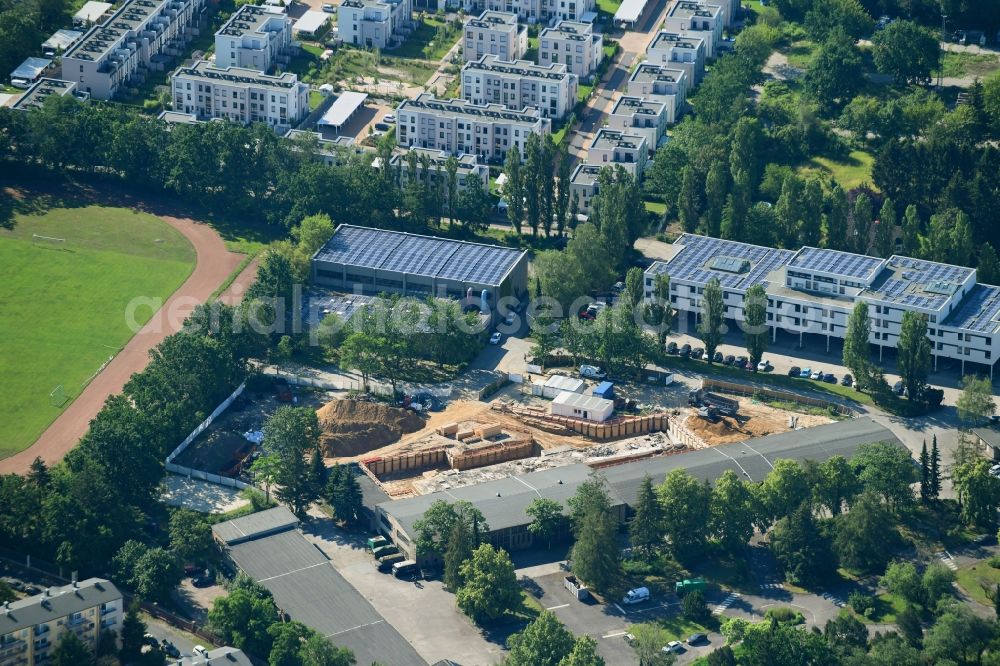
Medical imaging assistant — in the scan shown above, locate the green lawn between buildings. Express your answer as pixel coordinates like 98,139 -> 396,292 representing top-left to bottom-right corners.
0,205 -> 195,458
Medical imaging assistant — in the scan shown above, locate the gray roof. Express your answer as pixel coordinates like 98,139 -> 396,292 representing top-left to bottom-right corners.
946,284 -> 1000,334
318,91 -> 367,128
212,506 -> 299,545
0,578 -> 121,635
175,646 -> 252,665
972,427 -> 1000,449
11,57 -> 51,80
227,529 -> 424,665
788,247 -> 886,281
313,224 -> 526,287
866,255 -> 975,312
380,418 -> 903,535
647,233 -> 795,292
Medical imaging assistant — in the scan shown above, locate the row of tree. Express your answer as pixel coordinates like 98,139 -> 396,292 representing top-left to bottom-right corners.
502,134 -> 575,238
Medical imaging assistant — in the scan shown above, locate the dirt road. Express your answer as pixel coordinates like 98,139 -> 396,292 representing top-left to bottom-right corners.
0,214 -> 248,474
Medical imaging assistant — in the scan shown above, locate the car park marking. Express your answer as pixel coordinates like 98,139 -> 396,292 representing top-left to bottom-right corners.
259,561 -> 330,582
614,603 -> 626,614
324,619 -> 386,639
602,630 -> 628,639
546,603 -> 570,610
741,442 -> 774,470
712,447 -> 754,481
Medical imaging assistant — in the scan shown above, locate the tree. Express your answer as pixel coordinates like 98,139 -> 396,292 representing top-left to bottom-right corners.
571,506 -> 621,593
758,459 -> 812,526
895,604 -> 923,648
299,633 -> 356,666
867,632 -> 921,664
824,184 -> 849,251
629,623 -> 674,666
851,192 -> 873,255
803,0 -> 872,41
823,611 -> 868,655
53,631 -> 94,666
504,145 -> 525,234
505,611 -> 576,666
852,442 -> 917,512
901,204 -> 921,256
554,148 -> 572,236
250,453 -> 282,503
803,30 -> 864,111
444,154 -> 459,224
770,502 -> 835,586
677,166 -> 701,233
699,278 -> 725,364
832,492 -> 898,574
953,459 -> 1000,528
814,456 -> 860,516
120,601 -> 147,664
629,476 -> 664,558
658,470 -> 712,562
456,544 -> 521,625
703,160 -> 728,237
682,589 -> 710,623
881,561 -> 923,605
957,375 -> 996,427
896,311 -> 931,403
706,646 -> 736,666
743,284 -> 768,369
456,174 -> 493,232
623,267 -> 645,311
526,497 -> 566,550
871,20 -> 940,84
874,198 -> 896,258
131,547 -> 182,602
265,406 -> 322,516
921,562 -> 956,607
169,509 -> 213,564
739,616 -> 836,665
559,636 -> 605,666
246,249 -> 295,306
208,576 -> 278,657
920,441 -> 931,504
930,435 -> 942,501
644,273 -> 671,346
923,603 -> 995,665
269,621 -> 314,666
775,175 -> 805,248
324,465 -> 363,526
840,300 -> 874,389
711,470 -> 755,554
443,517 -> 472,592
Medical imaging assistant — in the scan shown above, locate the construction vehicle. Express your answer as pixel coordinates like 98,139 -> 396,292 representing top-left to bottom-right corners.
688,389 -> 739,417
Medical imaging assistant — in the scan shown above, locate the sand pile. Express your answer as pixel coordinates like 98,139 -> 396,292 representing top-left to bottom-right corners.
317,399 -> 425,457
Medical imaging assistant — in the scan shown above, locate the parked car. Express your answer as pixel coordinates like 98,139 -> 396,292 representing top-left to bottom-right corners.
322,2 -> 334,10
666,342 -> 679,355
679,344 -> 692,358
735,356 -> 748,368
810,370 -> 823,380
663,641 -> 684,654
383,114 -> 395,123
823,373 -> 837,383
143,634 -> 158,647
723,355 -> 735,366
372,544 -> 399,559
192,572 -> 214,588
374,122 -> 391,132
687,633 -> 708,645
713,351 -> 723,363
622,587 -> 650,605
892,380 -> 905,395
691,348 -> 704,360
990,464 -> 1000,479
841,374 -> 853,387
161,641 -> 180,658
489,331 -> 502,345
757,360 -> 771,372
376,553 -> 405,572
580,364 -> 607,379
612,281 -> 626,293
788,365 -> 801,377
799,367 -> 812,378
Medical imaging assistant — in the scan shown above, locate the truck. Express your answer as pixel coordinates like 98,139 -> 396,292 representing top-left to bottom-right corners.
367,536 -> 389,552
688,389 -> 739,417
564,575 -> 590,601
675,577 -> 706,595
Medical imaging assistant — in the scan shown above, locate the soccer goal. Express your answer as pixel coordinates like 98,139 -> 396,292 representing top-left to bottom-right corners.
49,385 -> 69,408
32,234 -> 66,249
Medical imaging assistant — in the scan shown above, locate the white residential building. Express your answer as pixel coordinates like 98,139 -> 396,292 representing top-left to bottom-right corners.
539,20 -> 603,80
663,1 -> 723,59
712,0 -> 739,27
12,78 -> 90,111
62,0 -> 206,99
645,31 -> 705,86
395,93 -> 551,162
607,96 -> 666,152
461,54 -> 577,119
0,578 -> 122,666
588,128 -> 648,176
484,0 -> 592,23
285,130 -> 370,166
214,4 -> 293,72
390,148 -> 490,193
462,11 -> 527,63
171,60 -> 309,130
569,162 -> 602,215
337,0 -> 411,49
644,234 -> 1000,377
626,62 -> 688,124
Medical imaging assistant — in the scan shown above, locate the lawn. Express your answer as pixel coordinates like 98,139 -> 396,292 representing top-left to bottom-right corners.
0,205 -> 195,457
651,614 -> 719,643
783,40 -> 816,69
798,150 -> 876,191
644,200 -> 667,216
391,16 -> 460,61
577,82 -> 594,102
956,562 -> 1000,607
940,52 -> 1000,79
856,592 -> 909,624
597,0 -> 622,17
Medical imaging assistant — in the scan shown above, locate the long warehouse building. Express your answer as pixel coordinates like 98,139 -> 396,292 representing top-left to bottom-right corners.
311,224 -> 529,303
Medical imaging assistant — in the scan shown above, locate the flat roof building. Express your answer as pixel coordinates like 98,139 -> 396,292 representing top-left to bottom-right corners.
607,95 -> 666,152
12,78 -> 90,110
10,57 -> 52,87
285,130 -> 369,166
63,0 -> 206,99
626,62 -> 688,124
461,54 -> 578,120
171,60 -> 309,131
484,0 -> 594,24
42,29 -> 84,56
539,20 -> 603,80
176,647 -> 253,665
645,234 -> 1000,376
664,1 -> 724,59
337,0 -> 411,50
293,10 -> 330,38
588,128 -> 648,177
396,92 -> 551,162
73,0 -> 112,26
312,224 -> 529,302
569,162 -> 602,216
214,4 -> 294,73
646,31 -> 706,86
462,11 -> 527,63
551,390 -> 614,421
0,578 -> 123,666
317,90 -> 368,134
389,148 -> 489,196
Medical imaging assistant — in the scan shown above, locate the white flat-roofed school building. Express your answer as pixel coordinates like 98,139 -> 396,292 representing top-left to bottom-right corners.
171,60 -> 308,130
462,11 -> 528,62
395,93 -> 551,162
645,31 -> 705,86
607,95 -> 666,151
664,1 -> 723,59
62,0 -> 205,99
461,54 -> 577,119
626,62 -> 688,124
539,20 -> 603,79
214,4 -> 293,72
644,233 -> 1000,377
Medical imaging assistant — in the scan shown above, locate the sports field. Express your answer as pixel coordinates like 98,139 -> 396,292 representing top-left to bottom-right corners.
0,205 -> 195,458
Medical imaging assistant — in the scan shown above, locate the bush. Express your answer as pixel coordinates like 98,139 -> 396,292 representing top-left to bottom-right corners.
987,555 -> 1000,569
682,589 -> 711,623
848,591 -> 875,616
764,606 -> 805,625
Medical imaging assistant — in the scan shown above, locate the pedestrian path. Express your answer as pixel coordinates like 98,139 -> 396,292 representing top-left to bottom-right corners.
937,551 -> 959,571
713,592 -> 741,615
759,582 -> 785,591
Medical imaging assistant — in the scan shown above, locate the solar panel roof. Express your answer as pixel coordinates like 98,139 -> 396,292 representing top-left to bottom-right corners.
866,255 -> 974,310
314,225 -> 525,286
943,283 -> 1000,333
789,247 -> 885,281
647,233 -> 794,291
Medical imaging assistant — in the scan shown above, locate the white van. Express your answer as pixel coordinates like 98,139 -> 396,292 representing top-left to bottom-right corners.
622,586 -> 650,605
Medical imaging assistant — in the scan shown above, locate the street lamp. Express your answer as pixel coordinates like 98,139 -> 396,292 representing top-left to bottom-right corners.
938,13 -> 947,89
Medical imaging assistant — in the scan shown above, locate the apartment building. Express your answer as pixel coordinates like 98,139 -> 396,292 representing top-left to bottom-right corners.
645,31 -> 705,86
644,234 -> 1000,377
390,148 -> 489,194
625,62 -> 687,124
462,11 -> 527,63
0,578 -> 122,666
171,60 -> 309,130
569,162 -> 602,215
395,93 -> 551,162
588,128 -> 648,177
214,4 -> 292,72
607,96 -> 665,152
711,0 -> 739,27
461,55 -> 577,119
539,20 -> 603,79
663,1 -> 723,59
484,0 -> 593,23
337,0 -> 411,49
285,130 -> 369,166
11,78 -> 91,111
62,0 -> 205,100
